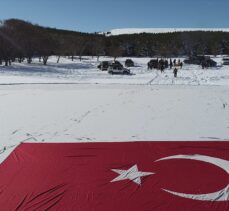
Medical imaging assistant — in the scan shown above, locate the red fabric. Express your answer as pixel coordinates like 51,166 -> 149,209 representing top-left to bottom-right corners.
0,142 -> 229,211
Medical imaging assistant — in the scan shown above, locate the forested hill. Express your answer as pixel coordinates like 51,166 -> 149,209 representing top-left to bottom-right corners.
0,19 -> 229,66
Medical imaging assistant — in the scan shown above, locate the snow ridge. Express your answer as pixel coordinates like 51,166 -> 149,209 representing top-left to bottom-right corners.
104,28 -> 229,36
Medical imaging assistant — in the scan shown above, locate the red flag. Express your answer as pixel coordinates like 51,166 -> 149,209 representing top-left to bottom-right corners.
1,142 -> 229,211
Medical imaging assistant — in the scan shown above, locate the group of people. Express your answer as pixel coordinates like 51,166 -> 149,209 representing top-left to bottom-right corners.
147,59 -> 167,71
170,59 -> 183,69
148,58 -> 183,77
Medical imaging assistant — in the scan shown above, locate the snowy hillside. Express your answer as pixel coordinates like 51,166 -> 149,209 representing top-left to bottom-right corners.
103,28 -> 229,36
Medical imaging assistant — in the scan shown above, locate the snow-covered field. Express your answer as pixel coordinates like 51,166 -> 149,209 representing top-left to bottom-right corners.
0,56 -> 229,86
0,56 -> 229,162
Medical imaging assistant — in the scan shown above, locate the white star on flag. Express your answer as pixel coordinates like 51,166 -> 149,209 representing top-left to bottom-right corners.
111,164 -> 154,185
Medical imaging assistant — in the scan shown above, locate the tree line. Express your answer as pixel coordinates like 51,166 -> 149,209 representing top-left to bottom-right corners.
1,19 -> 229,66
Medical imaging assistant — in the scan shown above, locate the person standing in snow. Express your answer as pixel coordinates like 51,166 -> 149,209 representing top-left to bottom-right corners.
169,59 -> 173,69
178,59 -> 180,66
165,60 -> 169,68
173,68 -> 178,78
201,61 -> 205,69
161,64 -> 165,73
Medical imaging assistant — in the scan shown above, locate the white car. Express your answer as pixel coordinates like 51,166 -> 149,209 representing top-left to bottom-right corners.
108,63 -> 131,75
223,57 -> 229,65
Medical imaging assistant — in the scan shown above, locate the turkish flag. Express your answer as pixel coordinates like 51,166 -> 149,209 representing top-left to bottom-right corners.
1,142 -> 229,211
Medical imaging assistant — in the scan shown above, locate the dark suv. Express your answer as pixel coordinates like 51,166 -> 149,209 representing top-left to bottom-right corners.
97,61 -> 110,71
184,56 -> 217,67
125,59 -> 134,67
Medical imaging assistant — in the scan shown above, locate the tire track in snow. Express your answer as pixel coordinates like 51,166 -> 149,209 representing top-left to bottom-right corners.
147,71 -> 159,85
73,111 -> 91,124
189,70 -> 201,85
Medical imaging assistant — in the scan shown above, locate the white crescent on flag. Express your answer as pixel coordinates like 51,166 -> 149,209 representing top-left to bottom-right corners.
156,154 -> 229,201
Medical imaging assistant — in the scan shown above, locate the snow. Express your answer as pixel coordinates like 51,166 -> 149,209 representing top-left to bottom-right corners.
104,28 -> 229,36
0,56 -> 229,86
0,56 -> 229,163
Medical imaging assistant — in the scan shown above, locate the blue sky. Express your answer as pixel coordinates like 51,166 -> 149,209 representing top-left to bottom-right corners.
0,0 -> 228,32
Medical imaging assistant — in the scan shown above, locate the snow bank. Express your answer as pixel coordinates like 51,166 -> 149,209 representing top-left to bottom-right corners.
104,28 -> 229,36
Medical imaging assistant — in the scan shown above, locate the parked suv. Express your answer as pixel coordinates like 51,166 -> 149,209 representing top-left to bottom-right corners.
108,61 -> 130,75
125,59 -> 134,67
184,56 -> 217,67
97,61 -> 110,71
